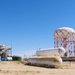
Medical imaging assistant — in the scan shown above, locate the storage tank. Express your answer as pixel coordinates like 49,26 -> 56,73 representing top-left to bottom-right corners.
36,47 -> 65,56
28,47 -> 66,67
28,56 -> 62,66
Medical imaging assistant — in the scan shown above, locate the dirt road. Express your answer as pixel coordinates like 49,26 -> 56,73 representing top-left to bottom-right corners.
0,61 -> 75,75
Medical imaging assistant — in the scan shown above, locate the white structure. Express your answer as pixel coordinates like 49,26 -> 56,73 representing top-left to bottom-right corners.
36,47 -> 65,56
28,47 -> 66,66
7,57 -> 12,61
28,56 -> 62,66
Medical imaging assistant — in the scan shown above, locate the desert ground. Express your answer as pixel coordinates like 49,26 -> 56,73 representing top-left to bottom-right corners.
0,61 -> 75,75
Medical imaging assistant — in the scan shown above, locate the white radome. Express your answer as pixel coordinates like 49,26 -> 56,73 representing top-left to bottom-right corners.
54,27 -> 75,39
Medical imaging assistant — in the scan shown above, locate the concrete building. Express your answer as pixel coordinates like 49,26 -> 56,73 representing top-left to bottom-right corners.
0,44 -> 11,58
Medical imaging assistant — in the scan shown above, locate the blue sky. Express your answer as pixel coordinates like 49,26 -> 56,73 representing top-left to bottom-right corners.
0,0 -> 75,57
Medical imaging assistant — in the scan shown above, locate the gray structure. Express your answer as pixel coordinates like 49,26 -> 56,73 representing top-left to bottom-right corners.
0,44 -> 11,58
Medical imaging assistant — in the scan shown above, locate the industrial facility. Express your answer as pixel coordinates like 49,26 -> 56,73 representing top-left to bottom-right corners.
28,27 -> 75,66
0,44 -> 11,60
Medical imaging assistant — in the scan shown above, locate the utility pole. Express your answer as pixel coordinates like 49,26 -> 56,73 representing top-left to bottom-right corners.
11,41 -> 12,56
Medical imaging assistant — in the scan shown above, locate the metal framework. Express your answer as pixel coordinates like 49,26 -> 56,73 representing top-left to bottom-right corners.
54,27 -> 75,57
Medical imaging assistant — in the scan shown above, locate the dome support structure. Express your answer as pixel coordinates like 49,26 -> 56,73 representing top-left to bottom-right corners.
54,27 -> 75,57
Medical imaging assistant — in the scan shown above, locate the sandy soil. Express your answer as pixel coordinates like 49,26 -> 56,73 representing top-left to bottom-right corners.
0,61 -> 75,75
